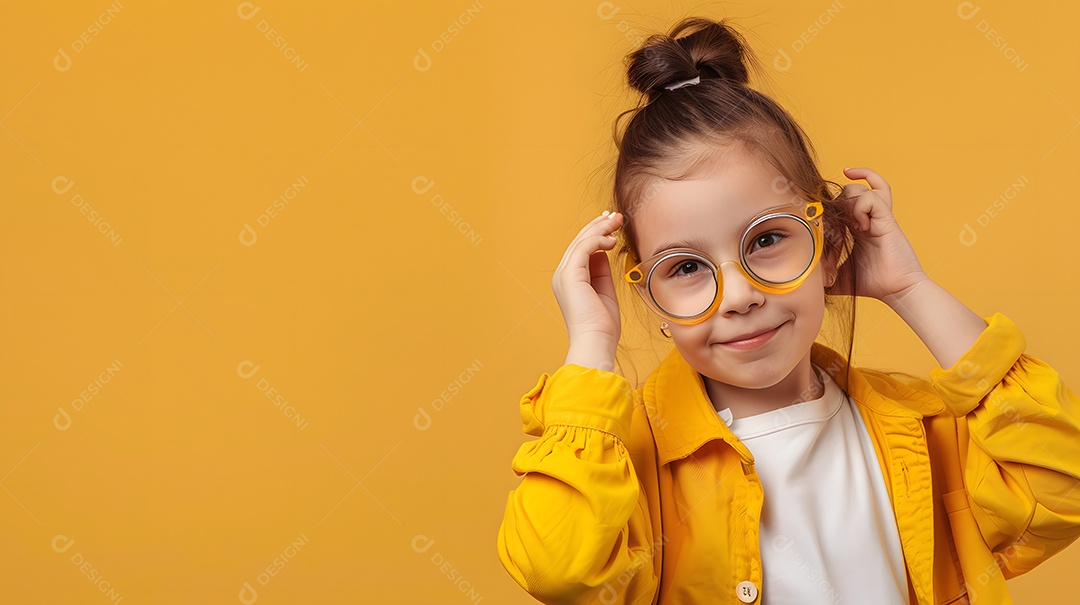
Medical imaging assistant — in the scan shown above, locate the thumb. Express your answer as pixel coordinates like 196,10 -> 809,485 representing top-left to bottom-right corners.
589,249 -> 617,301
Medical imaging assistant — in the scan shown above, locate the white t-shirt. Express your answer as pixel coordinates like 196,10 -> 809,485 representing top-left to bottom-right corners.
717,362 -> 908,605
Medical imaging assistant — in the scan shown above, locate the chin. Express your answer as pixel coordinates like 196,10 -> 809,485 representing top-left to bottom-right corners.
699,354 -> 795,389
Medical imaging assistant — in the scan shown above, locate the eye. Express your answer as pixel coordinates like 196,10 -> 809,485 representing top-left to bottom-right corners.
748,231 -> 787,253
670,259 -> 704,278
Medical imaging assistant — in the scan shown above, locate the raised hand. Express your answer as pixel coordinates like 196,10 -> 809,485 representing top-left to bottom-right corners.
552,210 -> 625,372
827,167 -> 928,303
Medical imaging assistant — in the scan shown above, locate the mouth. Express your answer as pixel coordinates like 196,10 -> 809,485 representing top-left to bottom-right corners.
715,321 -> 786,349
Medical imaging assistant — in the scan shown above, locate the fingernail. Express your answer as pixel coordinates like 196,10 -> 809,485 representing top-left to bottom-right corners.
602,210 -> 610,216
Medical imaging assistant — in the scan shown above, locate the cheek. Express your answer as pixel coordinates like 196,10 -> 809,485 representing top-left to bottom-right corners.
782,277 -> 827,319
791,288 -> 827,336
802,265 -> 827,297
670,324 -> 713,349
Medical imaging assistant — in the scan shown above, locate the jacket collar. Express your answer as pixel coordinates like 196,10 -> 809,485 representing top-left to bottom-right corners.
642,341 -> 945,467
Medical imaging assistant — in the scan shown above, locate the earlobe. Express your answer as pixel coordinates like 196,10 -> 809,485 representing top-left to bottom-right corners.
822,261 -> 839,288
820,246 -> 840,288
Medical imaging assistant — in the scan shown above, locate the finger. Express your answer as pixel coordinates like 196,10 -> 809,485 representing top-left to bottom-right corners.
850,191 -> 891,232
567,212 -> 623,260
843,167 -> 892,216
843,167 -> 891,195
557,212 -> 623,274
558,233 -> 619,289
840,183 -> 869,199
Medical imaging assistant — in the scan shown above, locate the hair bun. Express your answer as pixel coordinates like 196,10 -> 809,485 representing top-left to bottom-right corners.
626,17 -> 755,99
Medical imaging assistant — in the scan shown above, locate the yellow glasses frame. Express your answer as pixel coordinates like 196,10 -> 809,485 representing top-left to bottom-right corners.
623,201 -> 824,325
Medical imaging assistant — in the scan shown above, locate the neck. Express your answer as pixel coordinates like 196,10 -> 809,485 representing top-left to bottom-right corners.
703,353 -> 823,420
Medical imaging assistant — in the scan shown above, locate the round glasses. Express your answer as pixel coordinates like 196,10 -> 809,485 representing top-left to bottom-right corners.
623,201 -> 824,325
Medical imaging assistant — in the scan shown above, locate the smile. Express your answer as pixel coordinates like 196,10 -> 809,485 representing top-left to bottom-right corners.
715,322 -> 785,350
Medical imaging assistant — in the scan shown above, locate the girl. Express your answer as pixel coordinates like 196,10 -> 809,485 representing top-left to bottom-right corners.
496,16 -> 1080,605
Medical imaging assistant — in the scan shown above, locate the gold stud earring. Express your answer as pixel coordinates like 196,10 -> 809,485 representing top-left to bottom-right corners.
659,322 -> 672,338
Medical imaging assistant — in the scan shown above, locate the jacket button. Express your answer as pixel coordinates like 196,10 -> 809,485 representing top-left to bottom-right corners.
736,580 -> 759,603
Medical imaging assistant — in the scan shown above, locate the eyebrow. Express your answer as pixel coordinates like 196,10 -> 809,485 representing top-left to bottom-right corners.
649,235 -> 717,258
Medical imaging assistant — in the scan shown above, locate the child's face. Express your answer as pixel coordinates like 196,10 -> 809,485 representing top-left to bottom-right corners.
632,144 -> 833,391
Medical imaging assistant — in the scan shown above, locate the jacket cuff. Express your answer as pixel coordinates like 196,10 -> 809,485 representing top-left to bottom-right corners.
929,312 -> 1027,416
519,364 -> 635,443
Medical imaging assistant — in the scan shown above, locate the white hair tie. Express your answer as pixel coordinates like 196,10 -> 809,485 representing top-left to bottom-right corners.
664,75 -> 701,91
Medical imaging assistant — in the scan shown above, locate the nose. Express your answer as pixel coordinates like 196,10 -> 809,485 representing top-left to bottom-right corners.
715,260 -> 765,315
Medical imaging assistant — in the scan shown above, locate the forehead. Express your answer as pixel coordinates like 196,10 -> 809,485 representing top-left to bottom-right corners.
633,147 -> 797,258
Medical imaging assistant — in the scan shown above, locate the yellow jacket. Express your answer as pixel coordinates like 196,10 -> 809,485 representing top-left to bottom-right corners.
497,313 -> 1080,604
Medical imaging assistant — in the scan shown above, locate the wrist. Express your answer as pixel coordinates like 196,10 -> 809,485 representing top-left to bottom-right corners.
565,338 -> 617,373
883,271 -> 931,310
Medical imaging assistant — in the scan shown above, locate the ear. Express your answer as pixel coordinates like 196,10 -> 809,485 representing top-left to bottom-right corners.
821,240 -> 841,287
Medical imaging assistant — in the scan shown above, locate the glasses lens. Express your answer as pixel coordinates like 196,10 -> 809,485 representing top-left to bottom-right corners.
742,215 -> 816,284
647,253 -> 717,318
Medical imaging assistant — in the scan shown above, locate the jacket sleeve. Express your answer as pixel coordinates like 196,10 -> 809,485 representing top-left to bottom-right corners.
496,363 -> 660,605
926,312 -> 1080,578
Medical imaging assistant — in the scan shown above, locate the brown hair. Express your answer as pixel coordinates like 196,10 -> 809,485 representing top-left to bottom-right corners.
607,16 -> 863,388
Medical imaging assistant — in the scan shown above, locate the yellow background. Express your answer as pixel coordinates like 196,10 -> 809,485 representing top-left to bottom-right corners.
1,0 -> 1078,603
